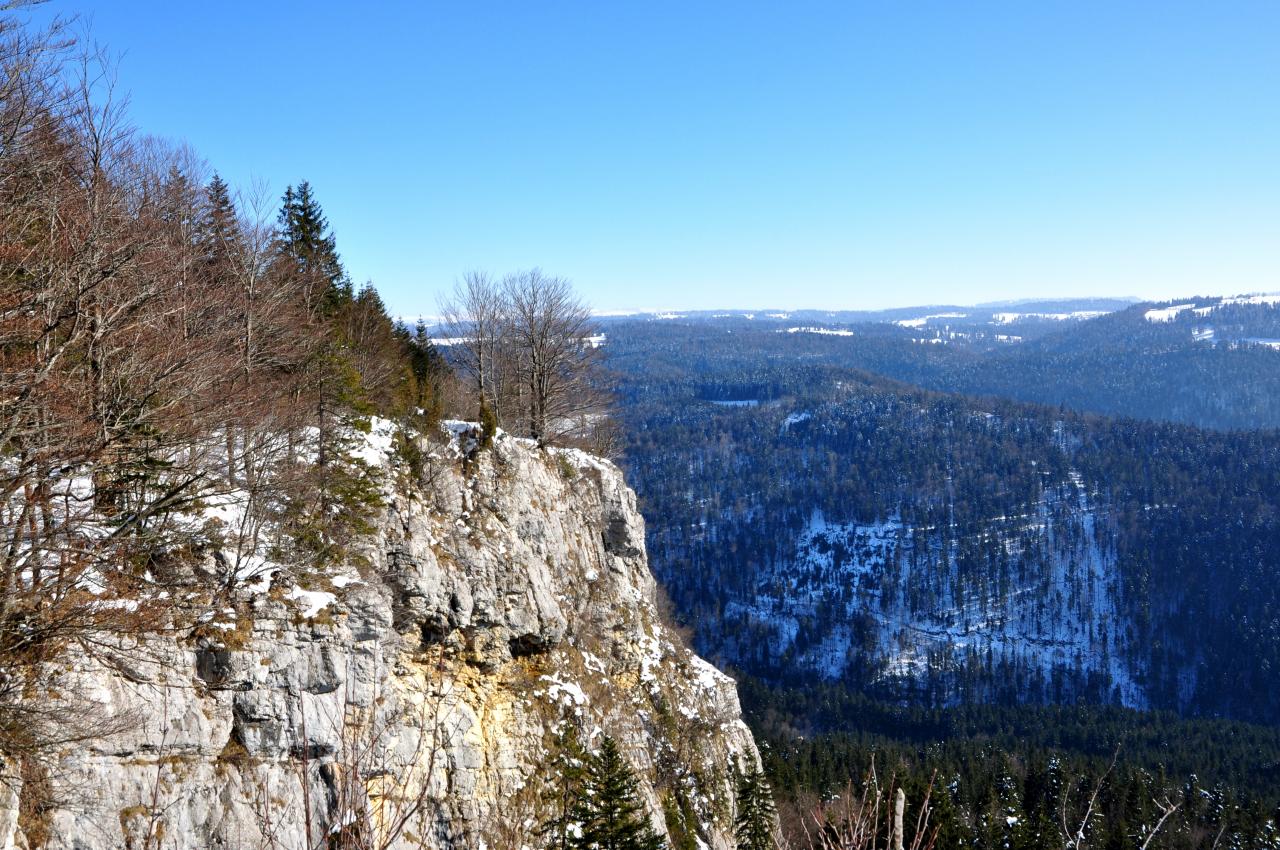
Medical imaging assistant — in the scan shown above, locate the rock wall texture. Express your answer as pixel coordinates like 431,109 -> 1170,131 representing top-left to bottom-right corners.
4,429 -> 758,849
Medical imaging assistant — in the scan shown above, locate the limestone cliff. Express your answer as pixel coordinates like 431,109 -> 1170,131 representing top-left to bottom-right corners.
2,427 -> 758,850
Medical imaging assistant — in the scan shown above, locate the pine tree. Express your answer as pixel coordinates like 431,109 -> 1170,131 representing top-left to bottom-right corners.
734,763 -> 777,850
568,736 -> 666,850
270,182 -> 385,569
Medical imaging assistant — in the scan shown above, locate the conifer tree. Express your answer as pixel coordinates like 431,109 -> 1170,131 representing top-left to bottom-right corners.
404,322 -> 448,424
733,763 -> 777,850
271,182 -> 383,569
541,726 -> 589,850
569,736 -> 666,850
276,180 -> 351,318
203,172 -> 239,269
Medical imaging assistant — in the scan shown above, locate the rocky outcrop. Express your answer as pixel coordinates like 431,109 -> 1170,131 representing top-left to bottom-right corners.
8,429 -> 758,849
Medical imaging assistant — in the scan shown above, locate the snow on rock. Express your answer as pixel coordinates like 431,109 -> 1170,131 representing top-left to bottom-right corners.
288,585 -> 337,618
539,675 -> 589,710
350,416 -> 398,467
782,411 -> 812,431
721,482 -> 1146,709
15,428 -> 758,850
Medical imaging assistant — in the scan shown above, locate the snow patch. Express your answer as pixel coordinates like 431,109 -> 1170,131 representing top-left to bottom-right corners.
289,586 -> 336,619
1144,304 -> 1195,322
783,326 -> 854,337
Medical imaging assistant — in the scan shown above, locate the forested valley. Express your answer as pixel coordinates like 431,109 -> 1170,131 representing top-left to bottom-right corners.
604,314 -> 1280,848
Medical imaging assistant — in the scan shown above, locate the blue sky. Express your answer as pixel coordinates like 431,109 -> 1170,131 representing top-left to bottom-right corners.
31,2 -> 1280,314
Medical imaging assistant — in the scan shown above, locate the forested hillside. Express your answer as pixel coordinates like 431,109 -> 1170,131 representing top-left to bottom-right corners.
608,321 -> 1280,725
603,296 -> 1280,431
603,315 -> 1280,847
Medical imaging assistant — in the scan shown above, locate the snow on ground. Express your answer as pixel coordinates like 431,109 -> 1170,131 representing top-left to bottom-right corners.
539,674 -> 589,710
782,411 -> 811,431
725,482 -> 1146,708
548,444 -> 618,476
994,311 -> 1109,324
350,416 -> 398,467
1214,292 -> 1280,308
783,326 -> 854,337
289,586 -> 337,618
894,312 -> 967,328
1144,304 -> 1196,322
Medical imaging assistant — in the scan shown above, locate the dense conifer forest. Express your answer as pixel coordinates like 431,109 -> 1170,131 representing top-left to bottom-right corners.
603,315 -> 1280,847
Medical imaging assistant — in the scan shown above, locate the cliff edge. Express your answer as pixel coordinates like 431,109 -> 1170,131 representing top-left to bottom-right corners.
1,426 -> 758,850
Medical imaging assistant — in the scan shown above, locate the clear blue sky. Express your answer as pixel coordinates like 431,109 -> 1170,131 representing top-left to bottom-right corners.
30,1 -> 1280,314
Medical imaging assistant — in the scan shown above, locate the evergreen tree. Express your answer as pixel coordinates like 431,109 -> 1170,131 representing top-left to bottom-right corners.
569,736 -> 666,850
276,180 -> 351,317
541,726 -> 589,850
270,182 -> 386,569
406,319 -> 448,424
282,347 -> 383,570
733,763 -> 777,850
204,172 -> 239,264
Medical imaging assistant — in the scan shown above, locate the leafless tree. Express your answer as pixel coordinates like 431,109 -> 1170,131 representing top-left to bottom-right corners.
501,268 -> 608,446
794,764 -> 938,850
0,13 -> 303,826
1059,747 -> 1181,850
439,270 -> 508,421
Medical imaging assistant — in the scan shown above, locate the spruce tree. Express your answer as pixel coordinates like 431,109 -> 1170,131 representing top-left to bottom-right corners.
271,181 -> 384,570
276,180 -> 351,318
202,173 -> 242,297
733,764 -> 776,850
568,736 -> 666,850
405,322 -> 447,424
540,726 -> 589,850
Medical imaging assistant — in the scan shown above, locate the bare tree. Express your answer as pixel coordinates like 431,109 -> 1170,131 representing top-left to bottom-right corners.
794,765 -> 938,850
439,271 -> 508,422
0,15 -> 297,824
501,269 -> 606,446
1059,747 -> 1181,850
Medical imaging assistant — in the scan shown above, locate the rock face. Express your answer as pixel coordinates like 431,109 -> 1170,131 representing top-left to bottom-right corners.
9,430 -> 758,849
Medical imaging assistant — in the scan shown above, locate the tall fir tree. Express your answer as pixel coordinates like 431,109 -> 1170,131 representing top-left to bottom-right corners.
271,182 -> 383,570
276,180 -> 351,318
733,764 -> 776,850
406,318 -> 448,424
568,736 -> 666,850
203,173 -> 239,266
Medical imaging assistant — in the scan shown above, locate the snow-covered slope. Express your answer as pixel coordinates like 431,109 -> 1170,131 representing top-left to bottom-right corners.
723,478 -> 1144,707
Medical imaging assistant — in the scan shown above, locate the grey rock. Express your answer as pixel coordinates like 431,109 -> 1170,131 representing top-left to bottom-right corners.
4,433 -> 760,850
